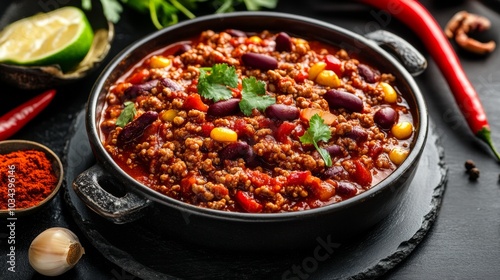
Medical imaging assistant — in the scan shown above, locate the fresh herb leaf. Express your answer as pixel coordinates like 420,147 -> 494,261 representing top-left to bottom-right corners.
243,0 -> 279,10
96,0 -> 279,29
116,101 -> 136,127
300,114 -> 333,167
239,76 -> 275,116
99,0 -> 124,23
197,64 -> 238,102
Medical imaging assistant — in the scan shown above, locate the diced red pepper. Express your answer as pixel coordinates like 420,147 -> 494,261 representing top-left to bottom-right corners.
352,160 -> 372,187
235,191 -> 263,213
233,119 -> 248,136
286,170 -> 311,186
276,121 -> 296,144
201,123 -> 214,137
180,175 -> 196,194
184,94 -> 208,112
295,71 -> 308,83
324,54 -> 342,76
247,170 -> 278,188
127,69 -> 149,84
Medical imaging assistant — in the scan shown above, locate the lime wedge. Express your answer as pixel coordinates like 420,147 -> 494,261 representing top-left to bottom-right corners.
0,6 -> 94,72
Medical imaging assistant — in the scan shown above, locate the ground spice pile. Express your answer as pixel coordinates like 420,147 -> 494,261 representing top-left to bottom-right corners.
0,150 -> 58,209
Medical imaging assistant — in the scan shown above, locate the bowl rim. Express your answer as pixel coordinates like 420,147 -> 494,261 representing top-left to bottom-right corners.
86,11 -> 429,221
0,139 -> 64,215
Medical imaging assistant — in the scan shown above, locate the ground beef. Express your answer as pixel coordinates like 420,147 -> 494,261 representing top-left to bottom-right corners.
99,29 -> 415,213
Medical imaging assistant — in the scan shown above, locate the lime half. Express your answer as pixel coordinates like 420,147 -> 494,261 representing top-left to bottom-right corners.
0,6 -> 94,72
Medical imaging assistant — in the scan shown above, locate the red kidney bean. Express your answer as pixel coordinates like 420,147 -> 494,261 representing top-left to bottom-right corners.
241,53 -> 278,71
118,111 -> 158,144
174,44 -> 191,56
323,165 -> 346,180
358,64 -> 377,83
208,98 -> 241,117
374,107 -> 398,129
336,181 -> 358,198
124,79 -> 159,99
325,144 -> 342,157
345,126 -> 368,142
225,29 -> 247,37
161,77 -> 182,92
219,142 -> 257,166
324,89 -> 364,112
275,32 -> 293,52
265,104 -> 299,121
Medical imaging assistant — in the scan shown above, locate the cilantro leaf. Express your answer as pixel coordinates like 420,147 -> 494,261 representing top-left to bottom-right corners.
239,76 -> 275,116
198,64 -> 238,102
99,0 -> 124,23
300,114 -> 333,167
116,101 -> 136,127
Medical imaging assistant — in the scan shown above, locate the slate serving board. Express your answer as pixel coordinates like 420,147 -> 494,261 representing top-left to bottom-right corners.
63,109 -> 447,280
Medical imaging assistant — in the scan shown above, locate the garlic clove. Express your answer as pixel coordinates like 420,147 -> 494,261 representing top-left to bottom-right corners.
29,227 -> 85,276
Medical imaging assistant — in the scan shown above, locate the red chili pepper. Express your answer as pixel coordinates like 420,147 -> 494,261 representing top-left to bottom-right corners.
358,0 -> 500,160
0,89 -> 56,140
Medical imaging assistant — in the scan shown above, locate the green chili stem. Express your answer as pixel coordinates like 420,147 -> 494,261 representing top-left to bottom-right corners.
476,127 -> 500,161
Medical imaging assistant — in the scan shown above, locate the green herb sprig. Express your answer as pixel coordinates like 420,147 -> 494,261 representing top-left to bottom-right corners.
300,114 -> 333,167
88,0 -> 279,29
239,77 -> 275,116
198,64 -> 238,102
116,101 -> 136,127
198,64 -> 275,116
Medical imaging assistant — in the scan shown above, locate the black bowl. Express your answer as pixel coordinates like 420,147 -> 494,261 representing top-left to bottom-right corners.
74,12 -> 428,252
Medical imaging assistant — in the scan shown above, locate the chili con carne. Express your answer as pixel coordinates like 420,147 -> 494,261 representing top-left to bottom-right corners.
358,0 -> 500,160
99,30 -> 417,213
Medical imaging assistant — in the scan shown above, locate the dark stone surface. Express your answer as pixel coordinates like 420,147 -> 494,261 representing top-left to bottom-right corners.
62,110 -> 446,279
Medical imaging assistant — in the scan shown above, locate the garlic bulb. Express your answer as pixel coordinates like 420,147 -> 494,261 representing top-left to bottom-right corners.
29,227 -> 85,276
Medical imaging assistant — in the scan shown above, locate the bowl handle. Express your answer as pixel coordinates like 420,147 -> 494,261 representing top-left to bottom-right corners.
72,164 -> 152,224
365,30 -> 427,77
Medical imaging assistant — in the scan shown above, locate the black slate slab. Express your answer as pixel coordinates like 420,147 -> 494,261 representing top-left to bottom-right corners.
62,110 -> 447,280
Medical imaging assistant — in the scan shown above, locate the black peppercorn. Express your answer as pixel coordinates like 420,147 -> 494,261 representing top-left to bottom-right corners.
469,167 -> 480,181
464,159 -> 476,171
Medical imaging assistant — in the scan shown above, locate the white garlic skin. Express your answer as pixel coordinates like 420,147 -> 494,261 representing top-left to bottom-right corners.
29,227 -> 85,276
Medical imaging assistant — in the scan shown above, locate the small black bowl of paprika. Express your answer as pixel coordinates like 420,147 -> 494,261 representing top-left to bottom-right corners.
0,140 -> 63,216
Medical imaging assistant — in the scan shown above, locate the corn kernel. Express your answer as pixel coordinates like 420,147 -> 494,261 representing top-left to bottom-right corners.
160,109 -> 178,122
391,121 -> 413,139
380,82 -> 398,103
315,70 -> 341,88
247,36 -> 262,44
389,148 -> 409,165
308,62 -> 327,81
210,127 -> 238,142
150,55 -> 171,68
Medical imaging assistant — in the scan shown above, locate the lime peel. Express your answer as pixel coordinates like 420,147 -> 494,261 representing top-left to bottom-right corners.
0,6 -> 94,72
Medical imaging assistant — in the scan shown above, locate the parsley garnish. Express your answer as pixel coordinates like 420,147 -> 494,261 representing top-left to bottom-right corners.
239,77 -> 276,116
197,63 -> 275,115
116,101 -> 136,127
300,114 -> 333,167
198,64 -> 238,102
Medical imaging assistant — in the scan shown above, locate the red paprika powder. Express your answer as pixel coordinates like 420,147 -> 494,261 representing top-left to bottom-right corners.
0,150 -> 58,209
